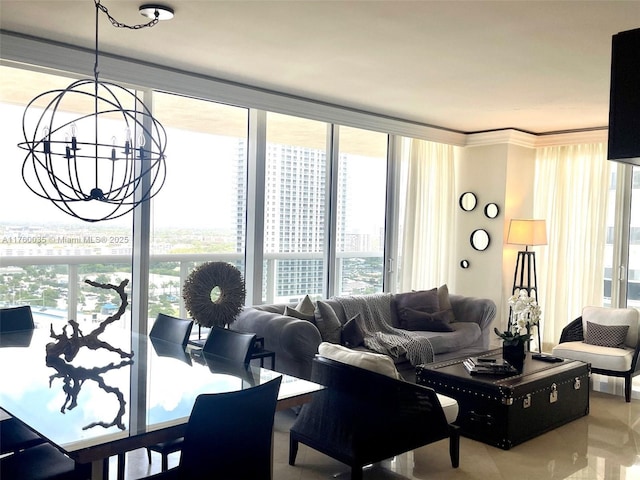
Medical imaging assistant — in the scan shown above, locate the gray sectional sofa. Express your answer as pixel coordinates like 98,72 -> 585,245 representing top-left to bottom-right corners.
234,288 -> 496,382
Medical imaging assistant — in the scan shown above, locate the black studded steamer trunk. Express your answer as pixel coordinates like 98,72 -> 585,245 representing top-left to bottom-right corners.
416,351 -> 590,450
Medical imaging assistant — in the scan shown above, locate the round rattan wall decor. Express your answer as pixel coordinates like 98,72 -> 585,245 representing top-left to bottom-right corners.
182,261 -> 246,328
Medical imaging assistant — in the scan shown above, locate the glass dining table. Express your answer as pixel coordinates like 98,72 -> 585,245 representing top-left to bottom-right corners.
0,325 -> 323,480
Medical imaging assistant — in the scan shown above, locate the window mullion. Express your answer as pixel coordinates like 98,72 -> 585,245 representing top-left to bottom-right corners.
245,109 -> 267,304
384,135 -> 401,293
612,163 -> 633,307
325,124 -> 340,298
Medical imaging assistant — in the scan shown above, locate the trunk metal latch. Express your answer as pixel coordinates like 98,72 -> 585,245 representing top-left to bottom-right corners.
549,383 -> 558,403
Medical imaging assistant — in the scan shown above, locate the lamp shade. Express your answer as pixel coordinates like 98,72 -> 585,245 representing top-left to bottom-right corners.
507,219 -> 547,246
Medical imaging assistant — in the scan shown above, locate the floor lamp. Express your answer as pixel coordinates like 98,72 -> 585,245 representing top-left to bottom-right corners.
507,219 -> 547,352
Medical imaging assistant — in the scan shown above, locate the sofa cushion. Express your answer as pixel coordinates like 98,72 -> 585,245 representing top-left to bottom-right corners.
318,342 -> 400,379
341,314 -> 365,348
584,321 -> 629,348
552,341 -> 635,372
252,304 -> 287,314
409,322 -> 482,354
436,393 -> 459,424
398,308 -> 454,332
284,305 -> 315,323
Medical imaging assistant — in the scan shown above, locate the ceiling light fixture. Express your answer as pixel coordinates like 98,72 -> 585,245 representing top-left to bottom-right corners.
139,4 -> 174,21
18,0 -> 172,222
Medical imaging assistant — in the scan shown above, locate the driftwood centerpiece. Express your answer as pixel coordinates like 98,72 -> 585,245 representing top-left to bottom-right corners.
46,278 -> 133,431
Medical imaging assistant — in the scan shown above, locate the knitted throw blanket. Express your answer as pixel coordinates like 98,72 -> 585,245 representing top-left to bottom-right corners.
335,293 -> 434,366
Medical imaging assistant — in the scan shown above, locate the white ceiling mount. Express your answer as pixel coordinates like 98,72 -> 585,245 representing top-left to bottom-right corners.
139,4 -> 174,21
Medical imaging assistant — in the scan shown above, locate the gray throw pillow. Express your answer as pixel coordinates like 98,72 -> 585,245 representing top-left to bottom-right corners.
314,300 -> 342,343
295,295 -> 316,316
341,314 -> 365,348
437,284 -> 456,323
584,321 -> 629,348
393,288 -> 439,317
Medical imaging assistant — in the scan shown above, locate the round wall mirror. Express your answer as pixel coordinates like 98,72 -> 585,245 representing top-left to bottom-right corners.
459,192 -> 477,211
470,229 -> 490,251
484,203 -> 499,219
460,260 -> 470,269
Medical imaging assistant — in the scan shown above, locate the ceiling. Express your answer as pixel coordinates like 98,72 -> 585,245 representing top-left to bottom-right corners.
1,0 -> 639,135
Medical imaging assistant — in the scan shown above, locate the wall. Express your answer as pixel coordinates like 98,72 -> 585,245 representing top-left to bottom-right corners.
454,129 -> 609,341
454,131 -> 537,338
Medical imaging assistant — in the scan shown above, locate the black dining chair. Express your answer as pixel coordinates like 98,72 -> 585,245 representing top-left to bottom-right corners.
0,416 -> 46,456
149,313 -> 194,346
0,306 -> 47,456
146,327 -> 257,471
143,375 -> 282,480
0,438 -> 90,480
150,337 -> 193,365
0,305 -> 36,332
201,327 -> 257,364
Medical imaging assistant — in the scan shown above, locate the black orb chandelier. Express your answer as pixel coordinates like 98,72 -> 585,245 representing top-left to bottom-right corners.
18,1 -> 174,222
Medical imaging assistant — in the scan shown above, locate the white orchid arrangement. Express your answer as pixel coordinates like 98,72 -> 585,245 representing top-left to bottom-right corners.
495,289 -> 542,346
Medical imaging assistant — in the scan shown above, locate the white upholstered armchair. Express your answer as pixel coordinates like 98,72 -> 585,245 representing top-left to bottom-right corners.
552,306 -> 640,402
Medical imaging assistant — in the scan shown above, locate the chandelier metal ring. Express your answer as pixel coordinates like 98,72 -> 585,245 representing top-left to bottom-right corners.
19,79 -> 167,222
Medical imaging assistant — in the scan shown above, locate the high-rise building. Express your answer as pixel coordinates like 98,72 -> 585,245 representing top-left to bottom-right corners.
235,140 -> 347,302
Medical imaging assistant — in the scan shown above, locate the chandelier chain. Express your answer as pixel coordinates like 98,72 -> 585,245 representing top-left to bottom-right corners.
95,0 -> 159,30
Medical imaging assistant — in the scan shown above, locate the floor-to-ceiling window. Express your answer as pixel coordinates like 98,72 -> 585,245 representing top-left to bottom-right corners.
149,93 -> 248,323
627,168 -> 640,306
335,126 -> 388,295
598,160 -> 640,399
1,62 -> 393,325
604,162 -> 640,309
264,113 -> 328,303
604,164 -> 620,308
0,65 -> 134,329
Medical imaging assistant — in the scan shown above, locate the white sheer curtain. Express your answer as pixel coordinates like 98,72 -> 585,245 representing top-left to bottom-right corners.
534,143 -> 610,350
397,138 -> 456,291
